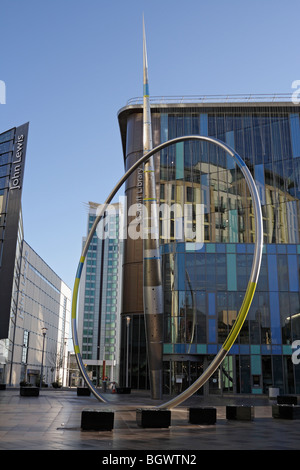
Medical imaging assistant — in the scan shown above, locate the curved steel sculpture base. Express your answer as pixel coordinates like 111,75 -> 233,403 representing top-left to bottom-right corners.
71,135 -> 263,408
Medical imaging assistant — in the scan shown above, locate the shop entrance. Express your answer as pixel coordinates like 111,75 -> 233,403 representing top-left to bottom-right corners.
163,358 -> 204,396
163,355 -> 235,396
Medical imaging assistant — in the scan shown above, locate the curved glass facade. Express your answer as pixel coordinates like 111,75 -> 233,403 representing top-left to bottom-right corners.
118,102 -> 300,395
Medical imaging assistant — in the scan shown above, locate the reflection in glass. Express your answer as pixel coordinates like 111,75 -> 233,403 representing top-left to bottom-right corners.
157,108 -> 300,395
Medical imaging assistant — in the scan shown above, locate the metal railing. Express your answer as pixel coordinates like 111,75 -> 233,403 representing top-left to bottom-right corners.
126,93 -> 294,106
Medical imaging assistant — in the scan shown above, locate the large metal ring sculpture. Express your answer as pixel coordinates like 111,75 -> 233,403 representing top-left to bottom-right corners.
71,135 -> 263,408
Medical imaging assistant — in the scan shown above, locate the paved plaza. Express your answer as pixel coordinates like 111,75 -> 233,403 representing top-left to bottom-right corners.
0,387 -> 299,451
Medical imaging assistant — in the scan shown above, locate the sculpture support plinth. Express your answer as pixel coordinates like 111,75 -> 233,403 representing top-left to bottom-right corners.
81,409 -> 114,431
189,407 -> 217,425
226,405 -> 254,421
136,408 -> 171,428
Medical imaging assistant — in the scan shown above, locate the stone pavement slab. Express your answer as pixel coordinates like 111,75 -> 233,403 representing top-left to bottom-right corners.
0,388 -> 299,451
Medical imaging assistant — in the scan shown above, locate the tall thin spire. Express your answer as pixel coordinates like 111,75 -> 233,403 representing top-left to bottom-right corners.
143,15 -> 152,152
143,16 -> 148,92
142,17 -> 164,400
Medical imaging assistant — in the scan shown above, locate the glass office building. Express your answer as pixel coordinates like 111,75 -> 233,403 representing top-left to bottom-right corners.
6,240 -> 71,387
118,96 -> 300,396
78,202 -> 123,385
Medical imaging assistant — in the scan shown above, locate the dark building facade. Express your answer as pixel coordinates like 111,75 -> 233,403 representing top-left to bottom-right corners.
0,123 -> 72,387
0,123 -> 29,339
118,97 -> 300,396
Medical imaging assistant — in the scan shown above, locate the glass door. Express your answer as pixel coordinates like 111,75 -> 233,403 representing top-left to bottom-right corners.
221,356 -> 234,392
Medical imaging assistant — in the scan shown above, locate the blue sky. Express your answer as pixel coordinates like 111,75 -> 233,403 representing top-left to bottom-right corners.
1,0 -> 300,290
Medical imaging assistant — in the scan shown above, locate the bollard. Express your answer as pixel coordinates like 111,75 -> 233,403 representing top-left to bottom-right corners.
277,395 -> 298,405
272,404 -> 300,420
77,387 -> 91,396
136,408 -> 171,428
189,407 -> 217,425
20,386 -> 39,396
226,405 -> 254,421
81,409 -> 114,431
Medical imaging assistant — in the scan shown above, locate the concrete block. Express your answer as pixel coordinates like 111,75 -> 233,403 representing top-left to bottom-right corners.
136,408 -> 171,428
81,409 -> 114,431
277,395 -> 298,405
272,404 -> 300,420
77,387 -> 91,396
20,386 -> 39,397
226,405 -> 254,421
189,407 -> 216,425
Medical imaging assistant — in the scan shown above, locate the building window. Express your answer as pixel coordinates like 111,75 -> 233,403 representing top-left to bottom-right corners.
21,330 -> 29,364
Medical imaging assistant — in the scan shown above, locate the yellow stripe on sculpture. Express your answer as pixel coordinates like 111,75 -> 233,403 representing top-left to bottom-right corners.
223,281 -> 257,351
71,278 -> 80,319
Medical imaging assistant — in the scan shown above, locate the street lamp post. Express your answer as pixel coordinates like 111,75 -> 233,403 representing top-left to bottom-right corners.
62,338 -> 68,387
39,328 -> 47,388
126,316 -> 130,388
